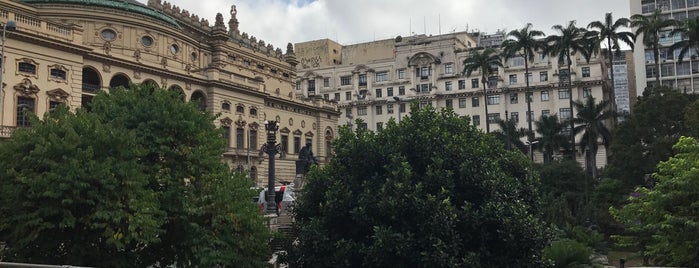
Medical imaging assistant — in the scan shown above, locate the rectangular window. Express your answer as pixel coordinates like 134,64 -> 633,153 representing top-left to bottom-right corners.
376,122 -> 384,130
583,87 -> 592,98
419,100 -> 429,109
18,62 -> 36,75
419,83 -> 431,93
559,108 -> 572,121
323,94 -> 329,100
324,77 -> 330,87
487,76 -> 498,88
398,86 -> 406,95
345,108 -> 352,117
582,67 -> 590,78
236,127 -> 245,149
334,93 -> 340,101
511,112 -> 519,123
526,72 -> 532,84
472,115 -> 481,126
472,97 -> 480,107
294,137 -> 301,154
510,56 -> 525,67
376,88 -> 382,98
359,74 -> 367,86
296,81 -> 302,91
387,104 -> 394,114
445,99 -> 453,108
376,71 -> 388,82
16,97 -> 35,127
50,68 -> 67,80
527,111 -> 535,122
487,94 -> 500,105
487,113 -> 501,124
281,135 -> 289,153
49,101 -> 61,112
444,63 -> 453,74
542,110 -> 550,117
387,87 -> 394,97
222,126 -> 231,147
540,71 -> 548,82
376,105 -> 383,115
509,74 -> 517,85
346,92 -> 352,100
445,81 -> 453,91
527,92 -> 534,103
249,130 -> 258,150
471,79 -> 479,88
419,66 -> 431,80
541,90 -> 550,101
307,80 -> 316,92
510,93 -> 518,104
458,98 -> 467,108
398,69 -> 406,79
458,80 -> 466,89
558,89 -> 570,99
341,75 -> 351,85
399,103 -> 406,113
357,106 -> 367,116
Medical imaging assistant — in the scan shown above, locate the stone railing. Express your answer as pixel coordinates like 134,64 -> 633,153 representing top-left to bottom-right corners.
0,10 -> 75,42
0,125 -> 16,138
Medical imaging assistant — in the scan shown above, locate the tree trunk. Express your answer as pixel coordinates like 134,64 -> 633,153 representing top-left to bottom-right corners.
524,51 -> 534,160
567,54 -> 576,160
654,41 -> 662,87
607,37 -> 618,126
589,136 -> 598,180
482,76 -> 490,133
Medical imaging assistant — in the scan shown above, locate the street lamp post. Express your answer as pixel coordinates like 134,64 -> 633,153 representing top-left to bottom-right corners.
526,140 -> 539,162
0,20 -> 17,112
392,96 -> 402,123
263,120 -> 283,214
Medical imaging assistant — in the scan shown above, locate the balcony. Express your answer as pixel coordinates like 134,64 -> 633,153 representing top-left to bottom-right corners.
82,83 -> 101,93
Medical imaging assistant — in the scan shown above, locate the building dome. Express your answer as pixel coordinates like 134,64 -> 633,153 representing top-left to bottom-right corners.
21,0 -> 180,28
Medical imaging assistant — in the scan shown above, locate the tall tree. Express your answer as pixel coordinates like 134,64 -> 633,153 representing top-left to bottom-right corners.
291,104 -> 548,267
534,115 -> 569,163
0,85 -> 271,267
669,16 -> 699,64
462,47 -> 503,133
501,23 -> 546,158
545,20 -> 594,158
588,12 -> 635,112
492,117 -> 531,154
572,96 -> 614,180
612,136 -> 699,267
631,9 -> 679,87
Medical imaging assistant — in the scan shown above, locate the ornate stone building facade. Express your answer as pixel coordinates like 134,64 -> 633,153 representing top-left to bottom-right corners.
0,0 -> 339,186
295,33 -> 611,166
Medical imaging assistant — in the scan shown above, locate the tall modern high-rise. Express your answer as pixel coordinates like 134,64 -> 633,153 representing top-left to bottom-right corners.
295,32 -> 612,166
631,0 -> 699,93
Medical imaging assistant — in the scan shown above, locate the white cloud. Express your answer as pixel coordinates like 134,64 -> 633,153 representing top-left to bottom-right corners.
139,0 -> 630,48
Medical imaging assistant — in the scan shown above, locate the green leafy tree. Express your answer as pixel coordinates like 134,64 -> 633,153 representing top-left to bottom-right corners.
605,87 -> 694,189
291,104 -> 549,267
612,136 -> 699,267
543,239 -> 600,268
535,115 -> 569,163
492,117 -> 531,154
587,12 -> 635,102
501,23 -> 546,152
631,9 -> 679,87
545,21 -> 595,156
572,96 -> 614,180
536,160 -> 590,227
462,48 -> 503,133
670,16 -> 699,65
0,85 -> 270,267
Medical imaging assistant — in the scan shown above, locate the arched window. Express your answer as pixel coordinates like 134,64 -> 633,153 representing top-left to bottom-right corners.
16,97 -> 35,127
190,90 -> 206,111
250,108 -> 258,116
168,85 -> 185,102
82,66 -> 102,111
109,73 -> 130,89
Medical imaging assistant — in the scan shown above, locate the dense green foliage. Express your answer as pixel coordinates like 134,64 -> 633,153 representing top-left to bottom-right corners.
0,85 -> 270,267
491,117 -> 531,154
572,96 -> 614,179
537,160 -> 590,227
534,115 -> 569,163
462,47 -> 503,133
291,104 -> 548,267
612,137 -> 699,266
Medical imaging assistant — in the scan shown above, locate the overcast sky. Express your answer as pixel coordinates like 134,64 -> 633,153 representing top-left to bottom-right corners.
139,0 -> 631,49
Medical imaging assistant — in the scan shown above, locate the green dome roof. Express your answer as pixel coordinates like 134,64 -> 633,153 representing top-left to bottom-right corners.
22,0 -> 180,29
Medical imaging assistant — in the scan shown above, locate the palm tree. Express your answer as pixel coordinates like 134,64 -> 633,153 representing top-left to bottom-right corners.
462,48 -> 503,133
492,117 -> 531,154
588,13 -> 635,106
534,115 -> 569,163
501,23 -> 546,159
572,96 -> 614,179
545,20 -> 594,158
631,9 -> 679,87
669,16 -> 699,62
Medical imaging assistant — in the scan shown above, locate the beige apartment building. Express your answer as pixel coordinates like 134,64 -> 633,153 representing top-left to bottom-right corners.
0,0 -> 339,186
631,0 -> 699,93
295,33 -> 611,166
